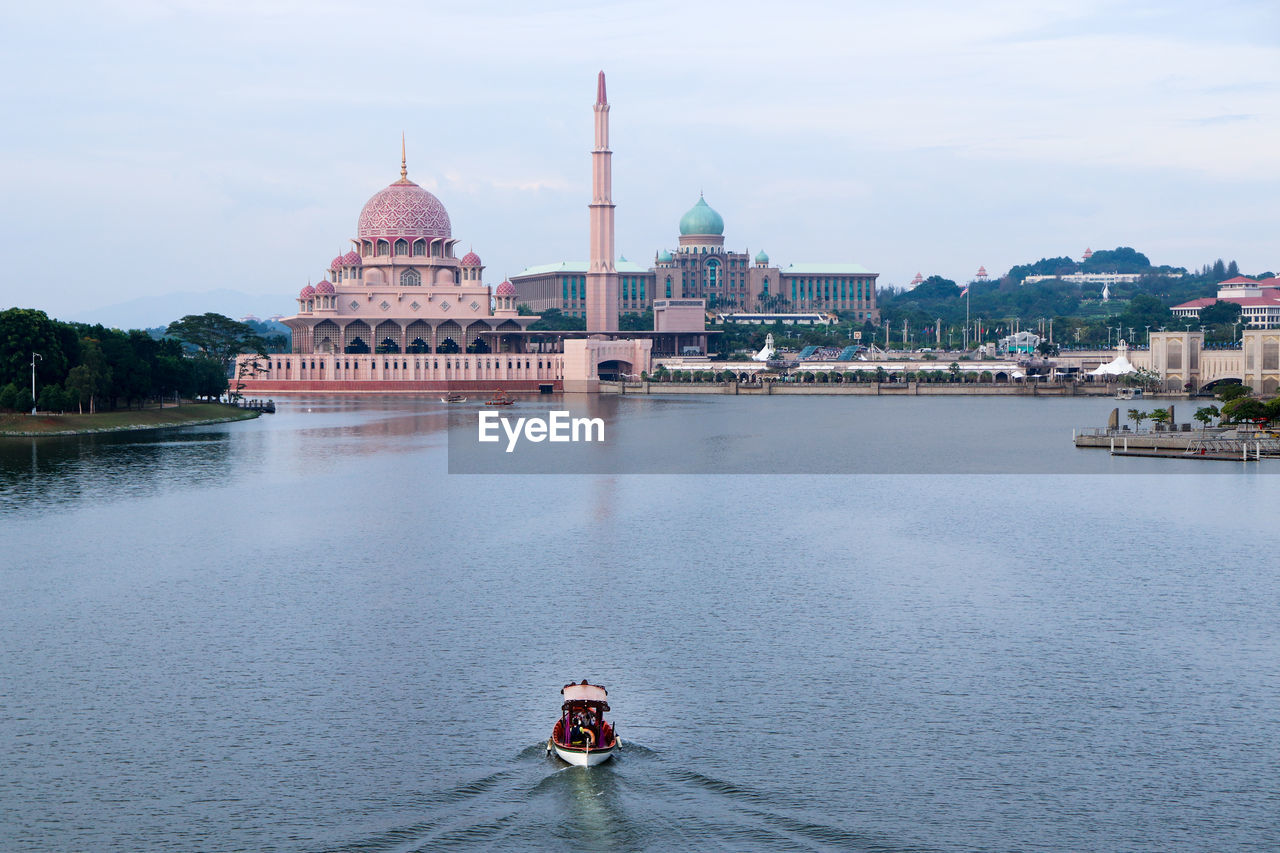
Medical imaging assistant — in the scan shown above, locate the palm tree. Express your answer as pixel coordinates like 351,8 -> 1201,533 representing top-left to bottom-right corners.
1127,408 -> 1148,431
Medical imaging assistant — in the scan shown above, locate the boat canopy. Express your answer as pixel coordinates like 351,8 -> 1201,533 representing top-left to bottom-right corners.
561,681 -> 608,704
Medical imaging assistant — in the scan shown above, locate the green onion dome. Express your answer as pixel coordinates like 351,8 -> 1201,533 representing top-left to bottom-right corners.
678,196 -> 724,236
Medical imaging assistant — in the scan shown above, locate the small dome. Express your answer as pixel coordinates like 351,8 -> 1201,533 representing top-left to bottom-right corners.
299,285 -> 315,298
495,280 -> 517,297
330,255 -> 344,270
755,249 -> 769,264
679,196 -> 724,236
315,280 -> 335,294
342,251 -> 362,266
657,249 -> 673,263
461,250 -> 482,267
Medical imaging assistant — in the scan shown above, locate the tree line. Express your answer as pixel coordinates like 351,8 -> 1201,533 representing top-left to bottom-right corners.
0,309 -> 267,414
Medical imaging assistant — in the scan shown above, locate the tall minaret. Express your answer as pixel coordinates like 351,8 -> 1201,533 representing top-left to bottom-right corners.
586,70 -> 619,332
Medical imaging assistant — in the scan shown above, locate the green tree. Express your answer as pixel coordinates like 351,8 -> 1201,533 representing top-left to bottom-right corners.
1216,383 -> 1251,402
191,358 -> 229,400
1198,300 -> 1242,327
1035,340 -> 1060,357
165,313 -> 267,371
526,309 -> 586,332
1221,397 -> 1266,423
1127,408 -> 1148,430
1149,408 -> 1170,427
0,307 -> 68,390
65,338 -> 112,414
1193,405 -> 1219,436
13,387 -> 33,413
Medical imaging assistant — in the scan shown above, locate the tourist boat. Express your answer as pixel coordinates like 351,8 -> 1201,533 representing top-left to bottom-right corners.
440,393 -> 468,403
1115,388 -> 1144,400
485,389 -> 515,406
547,680 -> 619,767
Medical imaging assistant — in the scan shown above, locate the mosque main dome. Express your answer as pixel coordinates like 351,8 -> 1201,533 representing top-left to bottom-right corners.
679,196 -> 724,236
357,177 -> 452,241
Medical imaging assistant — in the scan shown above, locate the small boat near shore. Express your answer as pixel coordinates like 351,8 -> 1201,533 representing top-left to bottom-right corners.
547,680 -> 618,766
440,393 -> 468,403
485,389 -> 515,406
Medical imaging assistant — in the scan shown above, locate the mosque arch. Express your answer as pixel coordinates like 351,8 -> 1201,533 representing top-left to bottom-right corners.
465,321 -> 491,353
394,238 -> 409,256
412,239 -> 426,256
434,267 -> 454,285
400,268 -> 421,287
376,239 -> 390,257
343,320 -> 371,354
436,320 -> 462,354
313,320 -> 339,354
374,320 -> 402,353
1264,378 -> 1279,394
406,320 -> 431,353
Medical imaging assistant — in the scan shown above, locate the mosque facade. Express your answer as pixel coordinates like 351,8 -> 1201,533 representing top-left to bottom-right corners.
234,74 -> 650,395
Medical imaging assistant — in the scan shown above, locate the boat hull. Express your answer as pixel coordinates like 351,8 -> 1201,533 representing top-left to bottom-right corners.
550,739 -> 617,767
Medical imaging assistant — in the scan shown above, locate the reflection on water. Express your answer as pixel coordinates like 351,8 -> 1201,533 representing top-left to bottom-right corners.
0,432 -> 234,514
2,396 -> 1278,852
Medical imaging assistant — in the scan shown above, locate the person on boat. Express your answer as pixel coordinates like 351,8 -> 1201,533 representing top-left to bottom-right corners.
571,721 -> 595,747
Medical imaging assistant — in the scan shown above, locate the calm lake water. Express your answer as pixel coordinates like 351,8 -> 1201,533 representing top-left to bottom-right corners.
2,395 -> 1277,852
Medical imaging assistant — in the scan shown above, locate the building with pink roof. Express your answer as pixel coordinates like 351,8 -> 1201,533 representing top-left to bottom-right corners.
1172,275 -> 1280,328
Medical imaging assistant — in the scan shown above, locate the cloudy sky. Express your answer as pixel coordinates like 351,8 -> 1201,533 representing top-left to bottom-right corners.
2,0 -> 1277,322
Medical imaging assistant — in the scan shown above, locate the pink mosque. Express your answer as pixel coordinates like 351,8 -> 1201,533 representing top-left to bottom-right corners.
234,72 -> 653,395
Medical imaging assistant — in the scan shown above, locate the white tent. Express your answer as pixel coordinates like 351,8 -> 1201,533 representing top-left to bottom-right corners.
751,333 -> 776,362
1090,354 -> 1137,376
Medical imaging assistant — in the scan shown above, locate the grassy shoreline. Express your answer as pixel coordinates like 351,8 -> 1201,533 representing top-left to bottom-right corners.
0,403 -> 259,437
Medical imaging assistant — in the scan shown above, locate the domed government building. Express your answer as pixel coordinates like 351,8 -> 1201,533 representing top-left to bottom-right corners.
511,194 -> 880,323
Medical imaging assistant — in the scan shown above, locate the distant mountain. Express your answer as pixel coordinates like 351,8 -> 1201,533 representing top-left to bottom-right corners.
66,290 -> 294,330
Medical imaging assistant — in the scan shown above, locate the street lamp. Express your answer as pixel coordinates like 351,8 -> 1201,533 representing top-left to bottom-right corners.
1145,325 -> 1150,348
30,352 -> 41,414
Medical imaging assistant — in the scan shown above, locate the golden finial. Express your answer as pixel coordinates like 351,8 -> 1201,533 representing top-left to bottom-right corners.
400,132 -> 407,180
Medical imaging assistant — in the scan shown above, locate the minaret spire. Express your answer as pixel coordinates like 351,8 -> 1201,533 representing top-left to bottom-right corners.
400,132 -> 408,181
586,71 -> 618,331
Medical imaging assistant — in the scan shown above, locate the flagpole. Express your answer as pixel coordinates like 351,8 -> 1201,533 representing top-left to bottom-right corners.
965,286 -> 970,350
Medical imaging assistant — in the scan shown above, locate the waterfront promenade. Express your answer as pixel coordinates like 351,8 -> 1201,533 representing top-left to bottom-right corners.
605,379 -> 1151,397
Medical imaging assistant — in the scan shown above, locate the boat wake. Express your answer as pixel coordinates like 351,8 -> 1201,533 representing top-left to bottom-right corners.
319,742 -> 935,852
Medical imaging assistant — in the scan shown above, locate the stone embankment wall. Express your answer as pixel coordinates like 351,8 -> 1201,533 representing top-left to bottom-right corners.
601,381 -> 1098,397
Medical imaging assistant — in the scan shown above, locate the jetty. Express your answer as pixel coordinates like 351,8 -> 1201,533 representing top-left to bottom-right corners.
1074,405 -> 1279,462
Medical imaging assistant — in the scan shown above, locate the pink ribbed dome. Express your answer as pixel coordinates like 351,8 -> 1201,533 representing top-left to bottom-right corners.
342,250 -> 362,266
495,280 -> 517,296
330,255 -> 344,270
461,250 -> 482,267
315,280 -> 335,294
299,284 -> 315,298
357,178 -> 451,240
